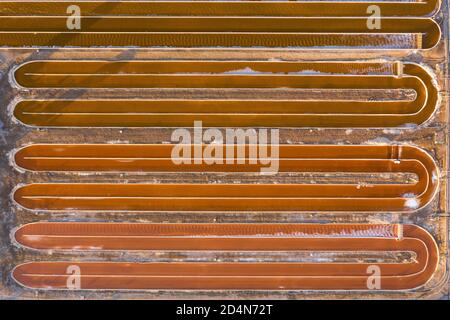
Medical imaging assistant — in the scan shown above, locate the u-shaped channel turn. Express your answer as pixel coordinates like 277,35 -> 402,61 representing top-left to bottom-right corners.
12,223 -> 439,290
13,61 -> 438,128
0,1 -> 441,48
13,144 -> 439,212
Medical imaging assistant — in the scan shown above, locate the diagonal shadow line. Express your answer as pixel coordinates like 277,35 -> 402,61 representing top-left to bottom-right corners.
15,1 -> 140,122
